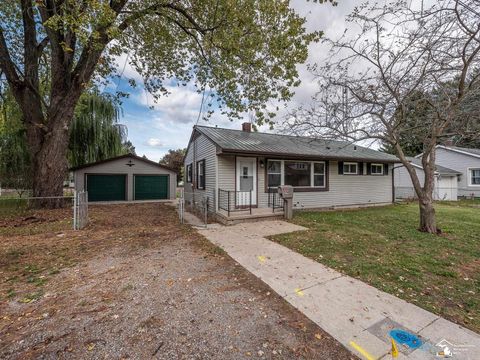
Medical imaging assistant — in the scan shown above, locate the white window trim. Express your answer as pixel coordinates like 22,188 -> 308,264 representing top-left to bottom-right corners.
343,162 -> 358,175
468,167 -> 480,187
370,163 -> 384,175
267,160 -> 326,188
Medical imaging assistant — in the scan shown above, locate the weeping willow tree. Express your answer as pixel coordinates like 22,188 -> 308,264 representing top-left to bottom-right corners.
69,92 -> 129,168
1,86 -> 131,193
0,85 -> 32,195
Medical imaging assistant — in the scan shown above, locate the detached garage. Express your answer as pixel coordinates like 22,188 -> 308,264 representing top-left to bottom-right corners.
71,154 -> 177,202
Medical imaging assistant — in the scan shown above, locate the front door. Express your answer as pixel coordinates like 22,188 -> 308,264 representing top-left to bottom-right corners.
236,157 -> 257,206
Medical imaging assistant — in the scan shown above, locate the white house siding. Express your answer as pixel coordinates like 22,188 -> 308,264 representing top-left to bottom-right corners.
435,147 -> 480,197
74,157 -> 177,200
253,161 -> 392,209
393,164 -> 458,201
184,133 -> 218,212
217,155 -> 235,192
394,165 -> 424,199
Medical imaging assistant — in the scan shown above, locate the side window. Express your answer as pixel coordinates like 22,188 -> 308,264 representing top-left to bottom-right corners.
470,168 -> 480,185
343,162 -> 358,175
197,160 -> 206,189
370,163 -> 384,175
186,164 -> 192,183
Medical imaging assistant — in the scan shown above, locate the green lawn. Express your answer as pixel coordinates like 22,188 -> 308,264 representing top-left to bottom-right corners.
271,201 -> 480,333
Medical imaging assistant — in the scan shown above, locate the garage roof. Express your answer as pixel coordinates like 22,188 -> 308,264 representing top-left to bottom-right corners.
407,157 -> 461,176
70,154 -> 178,173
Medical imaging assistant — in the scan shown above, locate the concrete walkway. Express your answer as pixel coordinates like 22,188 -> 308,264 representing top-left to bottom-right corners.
198,220 -> 480,360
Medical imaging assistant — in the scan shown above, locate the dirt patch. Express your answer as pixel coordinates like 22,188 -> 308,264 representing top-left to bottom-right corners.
0,203 -> 354,359
457,259 -> 480,279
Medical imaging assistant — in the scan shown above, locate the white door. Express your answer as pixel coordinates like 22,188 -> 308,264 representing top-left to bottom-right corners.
236,157 -> 257,206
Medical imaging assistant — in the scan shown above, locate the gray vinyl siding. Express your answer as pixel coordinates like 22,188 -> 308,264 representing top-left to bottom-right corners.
217,156 -> 393,209
265,161 -> 392,209
217,155 -> 235,192
184,133 -> 218,212
435,147 -> 480,197
74,157 -> 177,201
394,165 -> 425,199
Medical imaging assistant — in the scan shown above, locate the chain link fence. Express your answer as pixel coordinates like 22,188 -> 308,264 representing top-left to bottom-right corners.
0,190 -> 88,230
0,195 -> 74,215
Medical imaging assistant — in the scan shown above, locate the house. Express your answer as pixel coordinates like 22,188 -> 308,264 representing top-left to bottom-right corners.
71,154 -> 177,202
431,145 -> 480,198
393,157 -> 460,201
184,123 -> 398,224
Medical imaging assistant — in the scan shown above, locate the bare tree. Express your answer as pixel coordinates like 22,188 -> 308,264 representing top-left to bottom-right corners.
286,0 -> 480,234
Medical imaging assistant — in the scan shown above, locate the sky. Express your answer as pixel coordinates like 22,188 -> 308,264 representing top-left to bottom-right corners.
109,0 -> 417,162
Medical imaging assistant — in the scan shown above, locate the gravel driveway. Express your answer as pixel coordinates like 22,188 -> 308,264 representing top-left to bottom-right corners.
0,203 -> 354,359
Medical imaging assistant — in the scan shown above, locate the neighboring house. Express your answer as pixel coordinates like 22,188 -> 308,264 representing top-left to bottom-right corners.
394,157 -> 460,201
430,145 -> 480,198
71,154 -> 177,202
184,123 -> 398,223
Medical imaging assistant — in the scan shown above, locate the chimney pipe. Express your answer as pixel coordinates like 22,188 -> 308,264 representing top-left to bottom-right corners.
242,122 -> 252,132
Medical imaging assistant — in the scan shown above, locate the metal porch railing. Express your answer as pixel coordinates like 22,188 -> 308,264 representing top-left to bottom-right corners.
218,189 -> 252,217
268,187 -> 285,213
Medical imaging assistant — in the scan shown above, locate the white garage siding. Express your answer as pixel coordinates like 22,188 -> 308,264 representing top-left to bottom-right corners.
393,164 -> 458,201
435,147 -> 480,197
435,176 -> 458,201
73,155 -> 177,200
184,133 -> 218,213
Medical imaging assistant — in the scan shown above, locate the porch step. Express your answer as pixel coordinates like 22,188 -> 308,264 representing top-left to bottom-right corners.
215,210 -> 284,226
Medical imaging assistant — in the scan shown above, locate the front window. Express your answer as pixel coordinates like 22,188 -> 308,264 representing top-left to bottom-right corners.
267,160 -> 281,187
343,162 -> 358,175
266,160 -> 327,189
285,161 -> 311,187
197,160 -> 205,189
471,168 -> 480,185
313,162 -> 326,187
371,163 -> 384,175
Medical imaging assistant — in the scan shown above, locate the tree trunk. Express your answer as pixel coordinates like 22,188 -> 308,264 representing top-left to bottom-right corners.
418,197 -> 438,234
25,99 -> 77,208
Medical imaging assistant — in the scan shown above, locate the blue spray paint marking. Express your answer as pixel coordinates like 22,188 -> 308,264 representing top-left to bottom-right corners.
389,329 -> 423,349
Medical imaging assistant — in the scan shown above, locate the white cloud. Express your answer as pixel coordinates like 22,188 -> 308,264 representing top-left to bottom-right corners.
115,53 -> 144,83
146,138 -> 164,147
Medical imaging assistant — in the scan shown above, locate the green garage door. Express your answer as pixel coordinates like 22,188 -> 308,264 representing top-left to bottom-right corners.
87,174 -> 126,202
134,175 -> 169,200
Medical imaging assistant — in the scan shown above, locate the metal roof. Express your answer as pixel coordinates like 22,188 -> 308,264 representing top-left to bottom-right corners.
195,125 -> 399,162
407,157 -> 461,176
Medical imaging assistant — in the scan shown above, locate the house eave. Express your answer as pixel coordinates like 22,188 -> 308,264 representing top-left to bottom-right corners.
217,149 -> 399,163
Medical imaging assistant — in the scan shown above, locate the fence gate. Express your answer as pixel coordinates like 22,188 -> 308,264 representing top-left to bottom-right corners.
73,191 -> 89,230
178,189 -> 185,224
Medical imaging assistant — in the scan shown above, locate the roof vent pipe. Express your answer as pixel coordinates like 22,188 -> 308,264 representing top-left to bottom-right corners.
242,122 -> 252,132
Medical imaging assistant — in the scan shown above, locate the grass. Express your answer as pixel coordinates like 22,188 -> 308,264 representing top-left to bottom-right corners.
271,201 -> 480,333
